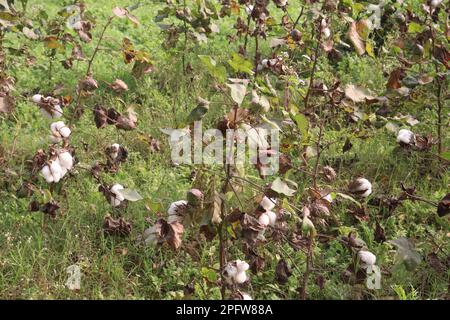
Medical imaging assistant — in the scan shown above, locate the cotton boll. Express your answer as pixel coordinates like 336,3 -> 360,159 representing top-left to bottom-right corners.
50,160 -> 63,183
234,271 -> 247,284
431,0 -> 442,8
258,213 -> 270,227
167,200 -> 188,223
358,250 -> 376,268
224,263 -> 238,285
260,196 -> 276,211
242,293 -> 252,300
59,126 -> 71,138
349,178 -> 372,198
58,152 -> 73,171
52,105 -> 63,118
110,184 -> 125,207
323,193 -> 333,204
245,4 -> 253,15
396,129 -> 415,145
110,143 -> 121,160
322,27 -> 331,39
266,211 -> 277,226
41,165 -> 54,183
236,260 -> 249,272
32,94 -> 43,104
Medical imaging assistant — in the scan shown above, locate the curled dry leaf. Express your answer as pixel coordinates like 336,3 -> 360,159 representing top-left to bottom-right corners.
387,68 -> 406,89
140,219 -> 184,250
93,105 -> 108,129
344,84 -> 374,103
241,213 -> 265,243
110,79 -> 129,93
42,201 -> 60,218
275,259 -> 292,285
348,21 -> 366,56
437,193 -> 450,217
321,166 -> 337,182
78,75 -> 98,92
103,214 -> 132,236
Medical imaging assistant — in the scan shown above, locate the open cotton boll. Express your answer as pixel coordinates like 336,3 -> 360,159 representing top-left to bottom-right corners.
242,293 -> 252,300
49,160 -> 63,183
266,211 -> 277,226
41,165 -> 54,183
258,213 -> 270,227
396,129 -> 415,145
167,200 -> 188,223
52,105 -> 63,118
110,143 -> 121,160
358,250 -> 376,268
323,193 -> 333,204
224,263 -> 238,285
236,260 -> 249,272
322,27 -> 331,39
431,0 -> 442,8
234,271 -> 248,284
32,94 -> 43,104
349,178 -> 372,198
110,184 -> 125,207
58,152 -> 73,171
244,4 -> 253,15
260,196 -> 276,211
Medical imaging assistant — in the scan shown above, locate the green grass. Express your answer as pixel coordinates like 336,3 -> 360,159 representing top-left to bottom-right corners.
0,0 -> 448,300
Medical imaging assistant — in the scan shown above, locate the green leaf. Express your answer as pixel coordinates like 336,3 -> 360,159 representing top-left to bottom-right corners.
291,113 -> 309,144
198,55 -> 226,82
408,22 -> 424,34
441,151 -> 450,162
201,267 -> 218,282
228,53 -> 254,75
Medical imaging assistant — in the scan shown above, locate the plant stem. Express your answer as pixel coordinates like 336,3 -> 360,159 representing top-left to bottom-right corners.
303,23 -> 322,111
300,237 -> 314,300
86,16 -> 114,76
312,119 -> 324,188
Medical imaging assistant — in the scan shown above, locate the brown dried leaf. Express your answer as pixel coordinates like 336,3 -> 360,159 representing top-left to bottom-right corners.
0,94 -> 14,113
348,21 -> 365,56
103,214 -> 132,236
275,259 -> 292,285
437,193 -> 450,217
